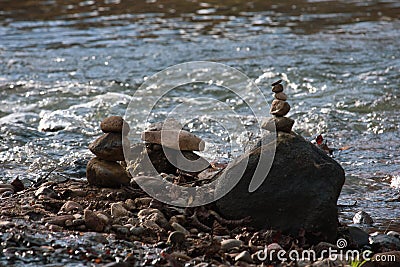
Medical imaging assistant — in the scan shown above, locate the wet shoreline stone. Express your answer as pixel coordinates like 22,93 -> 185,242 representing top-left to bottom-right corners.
88,132 -> 126,161
0,177 -> 397,266
86,157 -> 130,188
100,115 -> 130,135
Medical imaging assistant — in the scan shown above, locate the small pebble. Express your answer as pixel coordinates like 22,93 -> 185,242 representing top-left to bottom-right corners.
111,203 -> 130,218
59,200 -> 83,214
235,251 -> 253,263
168,231 -> 186,245
221,239 -> 243,251
35,186 -> 58,199
84,209 -> 106,232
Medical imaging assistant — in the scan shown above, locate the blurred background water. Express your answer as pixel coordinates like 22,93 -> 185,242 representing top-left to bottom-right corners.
0,0 -> 399,231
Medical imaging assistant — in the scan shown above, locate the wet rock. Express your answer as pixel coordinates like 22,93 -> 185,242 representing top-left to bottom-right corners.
353,210 -> 374,225
272,84 -> 284,93
59,201 -> 83,214
216,132 -> 345,242
261,116 -> 294,133
35,186 -> 57,199
221,239 -> 243,251
274,92 -> 287,101
141,130 -> 205,151
111,202 -> 130,218
84,209 -> 107,232
270,99 -> 290,116
43,215 -> 75,226
100,115 -> 130,135
168,231 -> 186,245
347,226 -> 370,247
369,233 -> 400,250
86,157 -> 130,188
88,132 -> 126,161
235,251 -> 253,263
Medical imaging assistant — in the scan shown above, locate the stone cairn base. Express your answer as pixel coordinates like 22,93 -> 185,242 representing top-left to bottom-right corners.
86,116 -> 131,188
86,117 -> 210,188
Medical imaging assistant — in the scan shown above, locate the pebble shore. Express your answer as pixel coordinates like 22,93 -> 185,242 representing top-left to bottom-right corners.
1,178 -> 400,266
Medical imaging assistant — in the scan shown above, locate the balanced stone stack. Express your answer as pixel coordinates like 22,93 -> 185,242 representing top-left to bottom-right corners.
86,116 -> 131,188
261,80 -> 294,133
131,119 -> 209,176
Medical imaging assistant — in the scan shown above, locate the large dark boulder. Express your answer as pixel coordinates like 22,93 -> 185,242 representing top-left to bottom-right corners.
215,132 -> 345,242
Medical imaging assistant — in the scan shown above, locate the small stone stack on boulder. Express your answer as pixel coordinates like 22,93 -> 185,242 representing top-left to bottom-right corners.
130,119 -> 209,176
262,80 -> 295,133
86,116 -> 131,188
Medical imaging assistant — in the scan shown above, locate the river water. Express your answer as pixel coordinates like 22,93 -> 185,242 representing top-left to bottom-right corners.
0,0 -> 399,231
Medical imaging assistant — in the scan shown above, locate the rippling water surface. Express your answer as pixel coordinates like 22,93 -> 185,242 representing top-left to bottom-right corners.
0,0 -> 399,230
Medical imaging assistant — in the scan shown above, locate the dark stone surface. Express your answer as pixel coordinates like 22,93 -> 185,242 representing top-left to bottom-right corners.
86,157 -> 130,188
100,116 -> 130,135
88,132 -> 126,161
215,132 -> 345,242
261,116 -> 294,133
128,143 -> 209,176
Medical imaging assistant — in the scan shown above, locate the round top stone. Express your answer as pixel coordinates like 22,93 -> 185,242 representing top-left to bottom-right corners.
100,116 -> 130,135
271,79 -> 282,86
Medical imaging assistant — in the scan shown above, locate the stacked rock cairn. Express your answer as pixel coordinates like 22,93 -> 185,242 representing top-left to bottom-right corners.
262,79 -> 294,133
86,116 -> 131,188
138,119 -> 209,176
